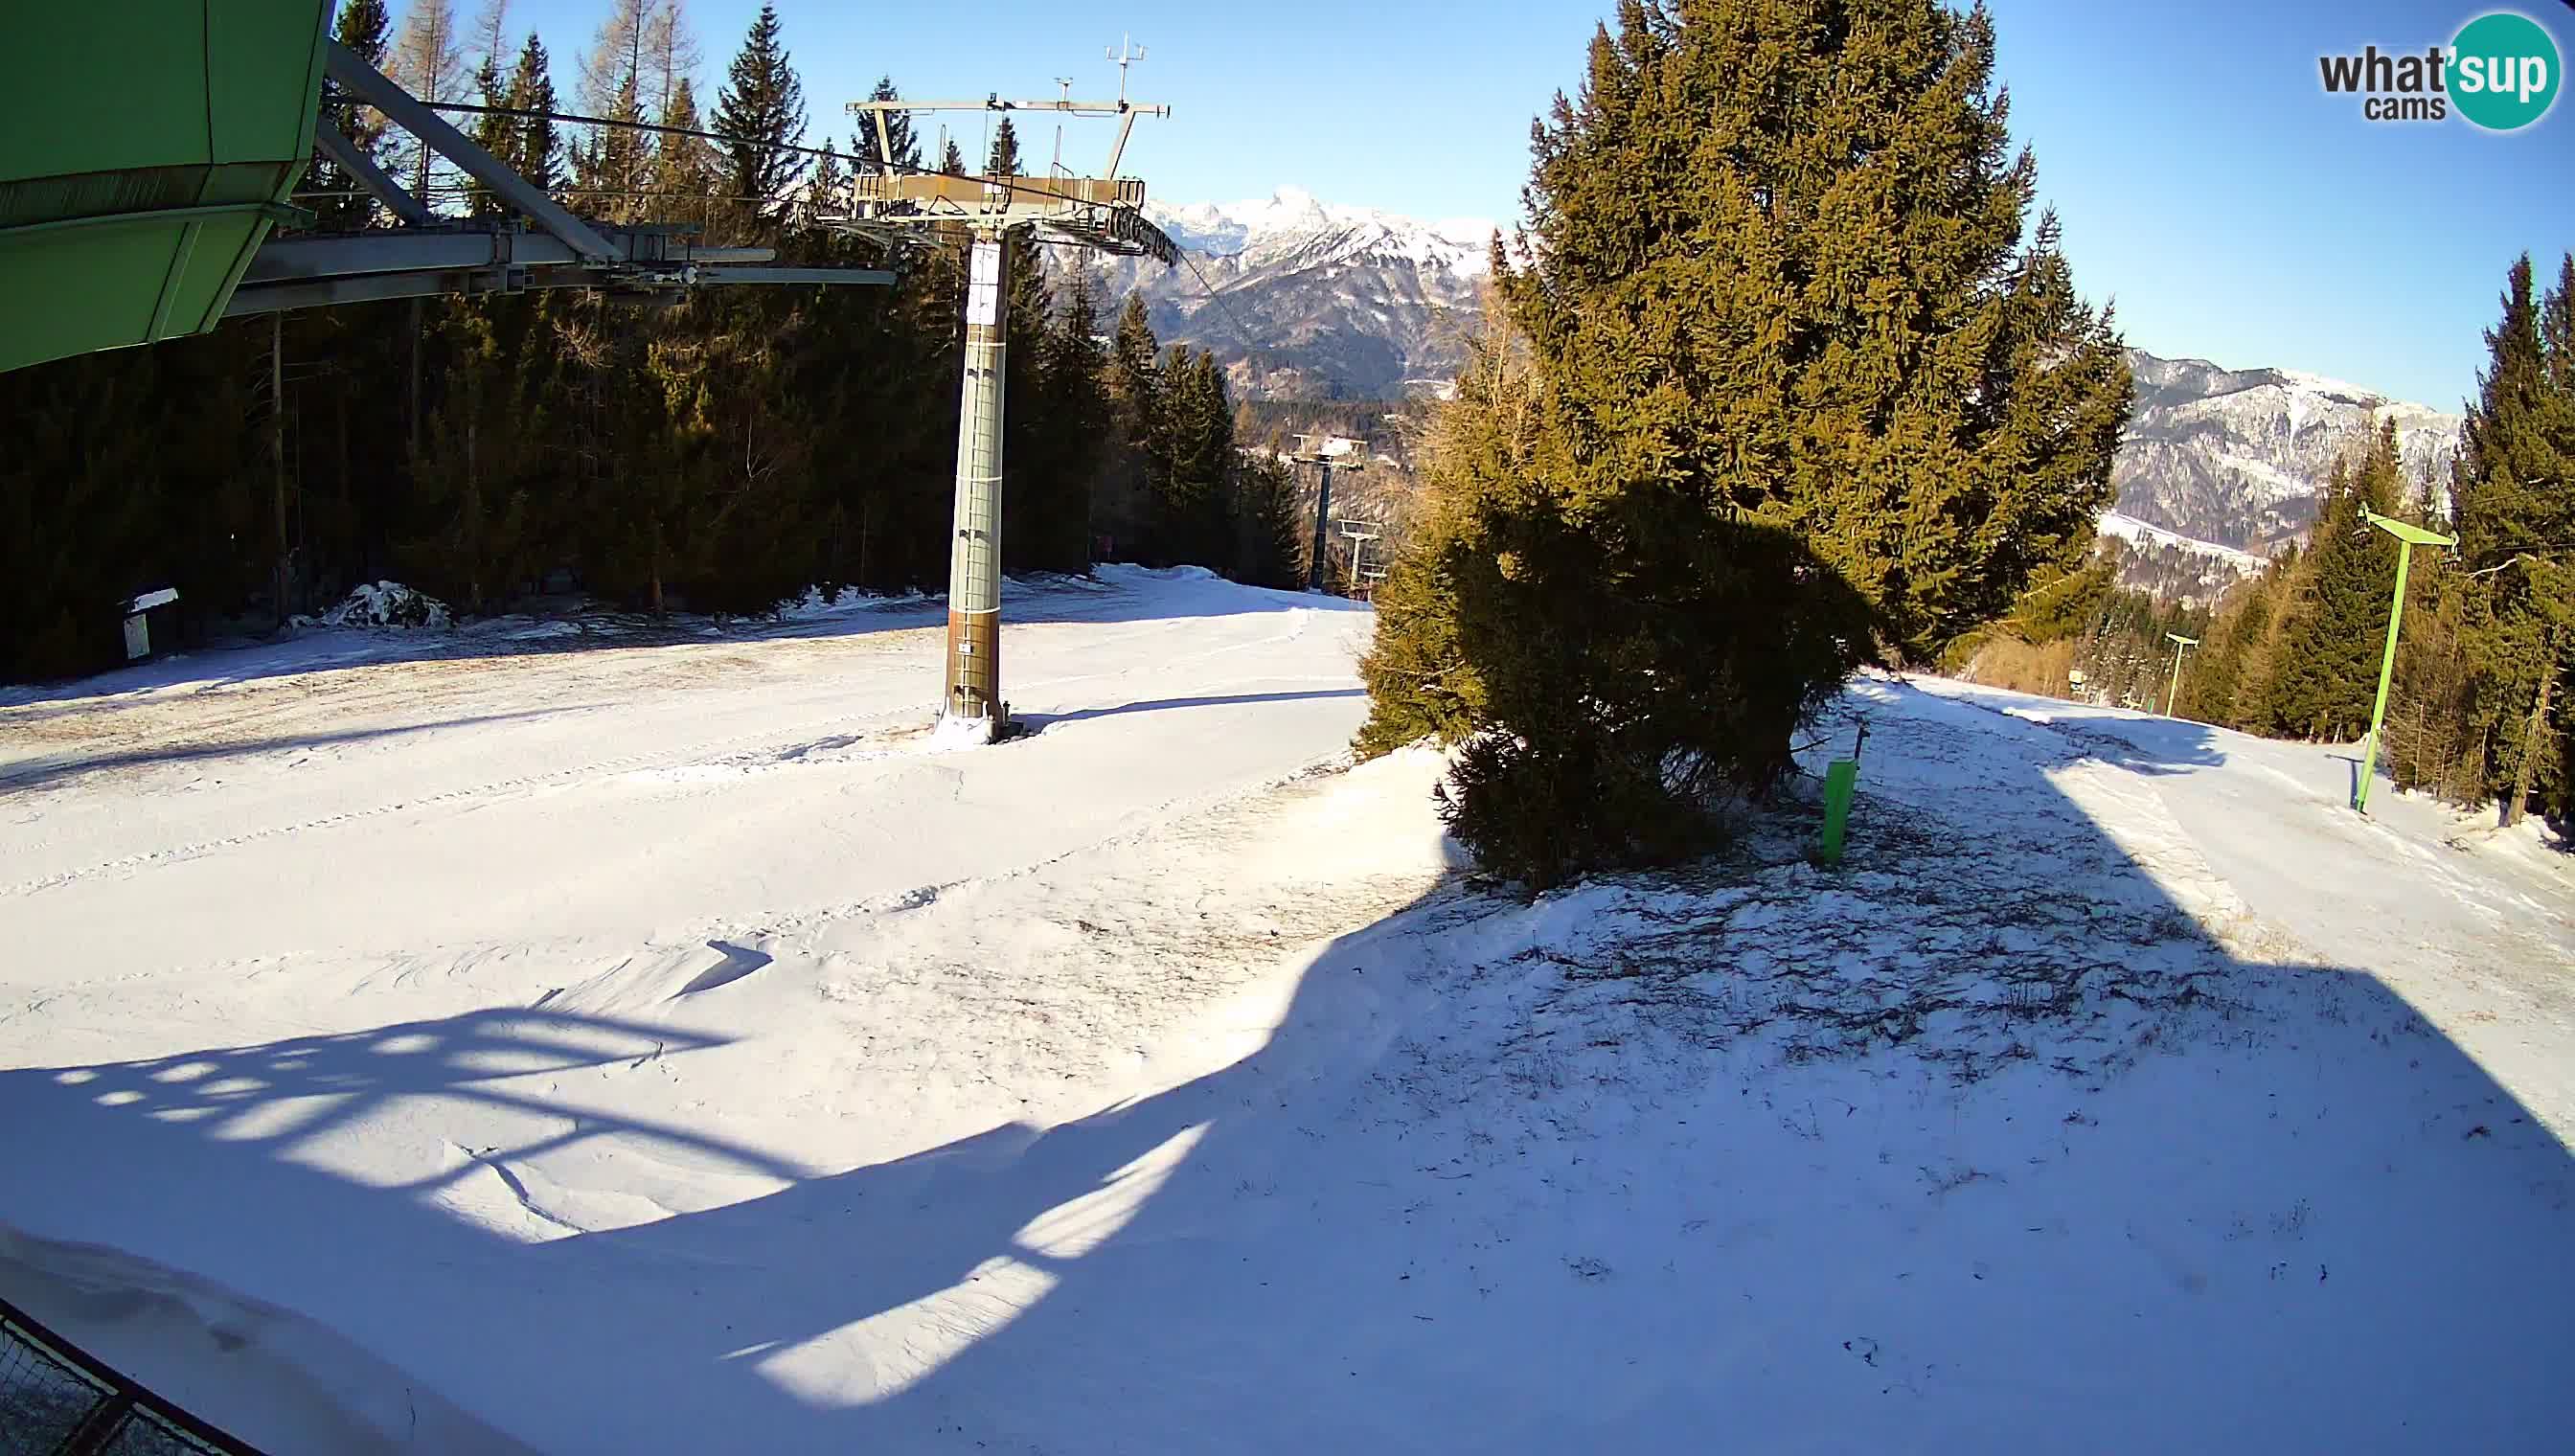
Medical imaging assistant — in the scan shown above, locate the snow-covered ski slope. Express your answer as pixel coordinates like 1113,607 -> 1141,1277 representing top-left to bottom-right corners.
2,567 -> 2570,1454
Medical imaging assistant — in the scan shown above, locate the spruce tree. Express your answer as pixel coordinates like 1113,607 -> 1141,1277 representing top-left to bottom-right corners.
852,78 -> 922,175
1098,291 -> 1165,559
1155,348 -> 1237,568
2454,253 -> 2575,822
985,118 -> 1021,178
651,77 -> 718,231
307,0 -> 395,231
1502,0 -> 2129,659
467,49 -> 515,216
1038,272 -> 1112,570
509,33 -> 561,198
1358,0 -> 2123,885
712,3 -> 809,223
2260,428 -> 2404,741
941,139 -> 966,176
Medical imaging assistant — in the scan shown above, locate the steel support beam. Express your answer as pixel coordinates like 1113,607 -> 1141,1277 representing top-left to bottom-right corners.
323,39 -> 621,262
313,123 -> 437,228
244,228 -> 777,284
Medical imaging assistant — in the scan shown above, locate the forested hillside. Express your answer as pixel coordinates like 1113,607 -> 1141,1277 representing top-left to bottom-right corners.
1963,256 -> 2575,828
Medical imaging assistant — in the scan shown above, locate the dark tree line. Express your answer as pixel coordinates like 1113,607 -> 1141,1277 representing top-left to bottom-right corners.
0,0 -> 1298,683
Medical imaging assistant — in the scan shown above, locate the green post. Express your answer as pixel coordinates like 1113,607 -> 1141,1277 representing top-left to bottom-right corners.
2354,510 -> 2455,814
2355,542 -> 2413,813
2163,632 -> 2199,717
1818,759 -> 1858,864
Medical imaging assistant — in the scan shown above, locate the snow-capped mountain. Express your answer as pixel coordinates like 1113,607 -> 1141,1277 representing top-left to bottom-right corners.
2112,350 -> 2463,554
1071,190 -> 2466,571
1073,186 -> 1496,399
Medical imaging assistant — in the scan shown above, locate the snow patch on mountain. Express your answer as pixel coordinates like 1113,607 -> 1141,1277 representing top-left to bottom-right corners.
1148,186 -> 1496,283
2112,349 -> 2463,557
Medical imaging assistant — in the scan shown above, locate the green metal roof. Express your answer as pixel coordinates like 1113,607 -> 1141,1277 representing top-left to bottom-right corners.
1,2 -> 331,374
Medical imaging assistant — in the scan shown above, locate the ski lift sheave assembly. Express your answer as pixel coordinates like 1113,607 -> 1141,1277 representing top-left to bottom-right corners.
0,2 -> 895,377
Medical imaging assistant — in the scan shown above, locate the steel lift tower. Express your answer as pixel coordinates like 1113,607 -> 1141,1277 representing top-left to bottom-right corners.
838,49 -> 1177,742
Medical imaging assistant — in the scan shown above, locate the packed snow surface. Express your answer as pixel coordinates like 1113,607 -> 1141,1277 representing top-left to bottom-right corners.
4,567 -> 2572,1453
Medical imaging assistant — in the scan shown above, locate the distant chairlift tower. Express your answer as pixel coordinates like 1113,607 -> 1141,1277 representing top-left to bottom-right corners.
838,55 -> 1177,743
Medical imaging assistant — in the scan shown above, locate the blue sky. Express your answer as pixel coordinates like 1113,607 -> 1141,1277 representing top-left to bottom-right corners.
491,0 -> 2573,408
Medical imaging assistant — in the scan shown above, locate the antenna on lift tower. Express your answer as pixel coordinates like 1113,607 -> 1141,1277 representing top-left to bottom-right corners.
1108,35 -> 1147,106
839,50 -> 1179,745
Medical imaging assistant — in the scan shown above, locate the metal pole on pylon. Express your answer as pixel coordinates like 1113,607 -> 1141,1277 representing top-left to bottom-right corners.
942,230 -> 1011,738
2163,632 -> 2199,717
2355,508 -> 2457,813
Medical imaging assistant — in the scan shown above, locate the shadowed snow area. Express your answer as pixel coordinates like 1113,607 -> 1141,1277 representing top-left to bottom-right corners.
2,568 -> 2570,1453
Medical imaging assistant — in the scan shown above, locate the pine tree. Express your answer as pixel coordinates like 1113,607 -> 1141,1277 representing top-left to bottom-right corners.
2453,253 -> 2575,823
1037,271 -> 1111,571
1502,0 -> 2129,659
852,78 -> 922,176
466,46 -> 515,216
941,139 -> 966,176
985,117 -> 1021,178
712,3 -> 808,224
805,143 -> 845,227
307,0 -> 396,230
1155,348 -> 1237,568
391,0 -> 468,200
1356,0 -> 2120,885
651,76 -> 718,230
509,33 -> 560,197
1095,291 -> 1164,559
2260,428 -> 2404,741
1229,455 -> 1306,589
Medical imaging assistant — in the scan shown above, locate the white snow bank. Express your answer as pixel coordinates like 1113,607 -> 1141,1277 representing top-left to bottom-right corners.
0,1225 -> 539,1454
316,580 -> 452,630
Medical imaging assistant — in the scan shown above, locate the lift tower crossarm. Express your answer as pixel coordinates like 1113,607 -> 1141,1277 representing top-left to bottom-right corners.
323,39 -> 620,263
850,99 -> 1170,116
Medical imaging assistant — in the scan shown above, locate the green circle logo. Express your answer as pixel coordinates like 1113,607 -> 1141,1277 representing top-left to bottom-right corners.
2451,11 -> 2561,130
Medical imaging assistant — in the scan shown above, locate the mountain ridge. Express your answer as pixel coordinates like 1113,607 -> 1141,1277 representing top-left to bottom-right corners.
1079,187 -> 2466,584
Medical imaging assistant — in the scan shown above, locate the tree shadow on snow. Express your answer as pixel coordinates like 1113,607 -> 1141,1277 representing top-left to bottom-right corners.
5,698 -> 2574,1451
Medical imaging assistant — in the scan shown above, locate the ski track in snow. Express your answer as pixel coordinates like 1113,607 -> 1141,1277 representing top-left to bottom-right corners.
3,572 -> 2572,1453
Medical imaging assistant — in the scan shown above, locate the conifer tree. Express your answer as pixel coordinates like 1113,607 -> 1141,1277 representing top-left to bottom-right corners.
2259,428 -> 2404,740
509,34 -> 560,197
391,0 -> 467,199
1229,455 -> 1306,589
1096,291 -> 1164,558
308,0 -> 397,230
712,3 -> 808,224
806,143 -> 845,226
1357,0 -> 2117,884
852,78 -> 922,176
1502,0 -> 2129,658
985,118 -> 1021,178
467,47 -> 515,216
1037,272 -> 1112,570
2453,253 -> 2575,822
651,77 -> 718,230
941,139 -> 966,176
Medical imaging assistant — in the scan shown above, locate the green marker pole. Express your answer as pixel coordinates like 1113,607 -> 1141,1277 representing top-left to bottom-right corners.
2356,510 -> 2457,813
2163,632 -> 2199,717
